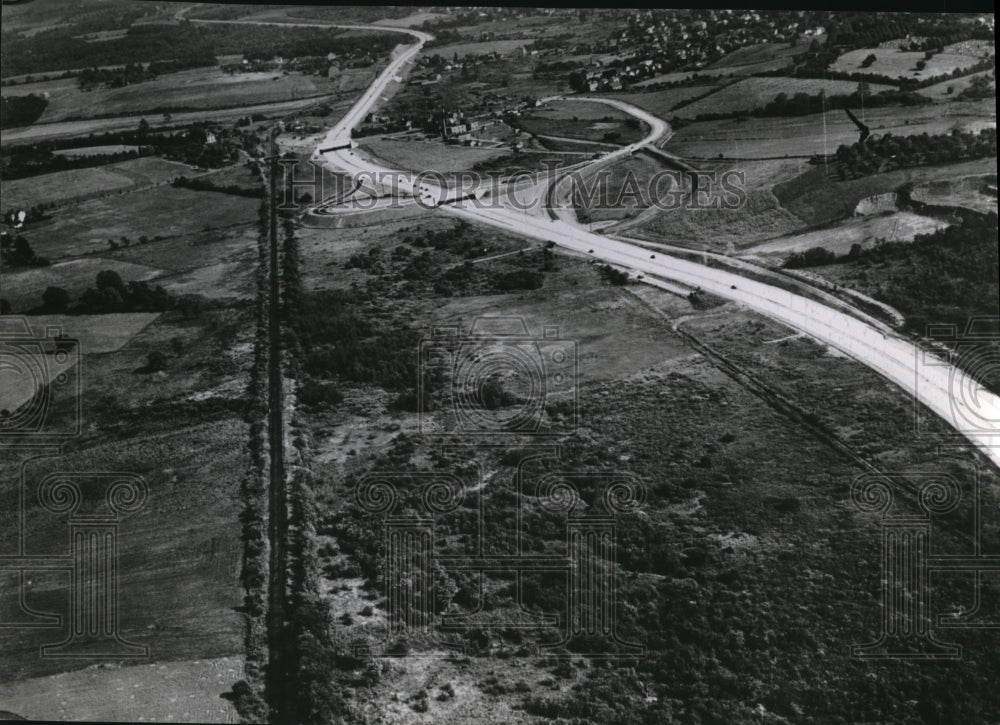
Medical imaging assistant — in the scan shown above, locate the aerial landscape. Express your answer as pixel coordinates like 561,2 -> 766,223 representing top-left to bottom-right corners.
0,3 -> 997,723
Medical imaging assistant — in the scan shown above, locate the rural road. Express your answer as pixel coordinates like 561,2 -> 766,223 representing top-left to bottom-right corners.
193,15 -> 998,469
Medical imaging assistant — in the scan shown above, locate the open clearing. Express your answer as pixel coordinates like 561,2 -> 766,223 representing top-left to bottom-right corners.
1,157 -> 195,208
739,211 -> 950,262
672,77 -> 896,119
830,48 -> 983,80
910,173 -> 998,214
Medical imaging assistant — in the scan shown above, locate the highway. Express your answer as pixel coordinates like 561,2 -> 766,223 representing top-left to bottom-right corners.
300,22 -> 1000,469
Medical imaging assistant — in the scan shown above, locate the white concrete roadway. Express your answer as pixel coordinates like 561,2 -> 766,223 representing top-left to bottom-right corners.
302,22 -> 1000,468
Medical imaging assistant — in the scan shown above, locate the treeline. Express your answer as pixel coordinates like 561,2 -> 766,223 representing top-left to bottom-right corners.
2,122 -> 231,180
1,148 -> 145,181
36,270 -> 184,316
679,88 -> 930,124
832,127 -> 996,179
0,94 -> 48,129
77,58 -> 214,90
230,199 -> 272,723
172,175 -> 264,198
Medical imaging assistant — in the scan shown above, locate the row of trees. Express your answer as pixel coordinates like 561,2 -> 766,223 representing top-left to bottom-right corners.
172,175 -> 264,198
38,270 -> 178,315
833,127 -> 996,179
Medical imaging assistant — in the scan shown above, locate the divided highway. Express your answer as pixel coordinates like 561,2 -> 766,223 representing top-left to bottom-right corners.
303,22 -> 1000,469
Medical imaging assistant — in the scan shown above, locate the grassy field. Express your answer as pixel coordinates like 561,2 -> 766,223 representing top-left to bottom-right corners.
831,48 -> 983,80
739,210 -> 949,262
708,41 -> 803,69
7,183 -> 259,263
1,157 -> 194,208
672,77 -> 896,119
360,137 -> 509,174
608,84 -> 724,117
916,69 -> 996,100
0,657 -> 242,723
627,159 -> 807,251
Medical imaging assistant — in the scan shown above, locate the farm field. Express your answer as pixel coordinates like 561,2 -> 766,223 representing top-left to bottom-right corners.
917,69 -> 996,99
667,99 -> 997,159
1,157 -> 195,209
672,76 -> 896,119
830,48 -> 982,80
608,85 -> 725,117
5,184 -> 259,263
707,40 -> 804,69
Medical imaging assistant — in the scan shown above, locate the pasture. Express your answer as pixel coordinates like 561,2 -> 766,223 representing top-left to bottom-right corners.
672,76 -> 895,119
667,100 -> 994,159
830,48 -> 982,80
1,156 -> 192,208
9,184 -> 259,263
